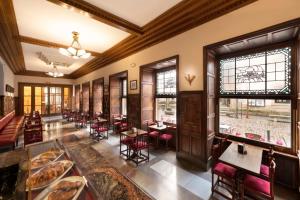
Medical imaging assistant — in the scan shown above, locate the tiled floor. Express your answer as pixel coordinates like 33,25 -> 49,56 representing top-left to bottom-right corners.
18,118 -> 300,200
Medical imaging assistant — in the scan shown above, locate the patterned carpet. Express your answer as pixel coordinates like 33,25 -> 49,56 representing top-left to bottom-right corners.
60,135 -> 153,200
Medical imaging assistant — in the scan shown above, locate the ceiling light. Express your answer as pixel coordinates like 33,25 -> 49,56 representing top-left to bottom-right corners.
46,63 -> 64,78
59,31 -> 91,59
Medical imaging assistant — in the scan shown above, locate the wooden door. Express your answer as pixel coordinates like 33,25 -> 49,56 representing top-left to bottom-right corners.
205,49 -> 217,169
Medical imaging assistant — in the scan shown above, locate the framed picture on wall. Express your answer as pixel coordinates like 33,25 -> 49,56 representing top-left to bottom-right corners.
130,80 -> 137,90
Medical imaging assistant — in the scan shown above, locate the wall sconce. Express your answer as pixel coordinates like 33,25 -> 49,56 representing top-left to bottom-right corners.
185,74 -> 196,86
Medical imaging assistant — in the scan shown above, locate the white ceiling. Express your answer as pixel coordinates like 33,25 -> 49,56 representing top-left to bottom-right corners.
22,43 -> 94,74
12,0 -> 182,74
13,0 -> 129,54
85,0 -> 183,26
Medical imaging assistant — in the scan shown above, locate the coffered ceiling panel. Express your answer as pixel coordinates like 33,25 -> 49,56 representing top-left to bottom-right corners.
22,43 -> 94,74
13,0 -> 130,53
85,0 -> 182,26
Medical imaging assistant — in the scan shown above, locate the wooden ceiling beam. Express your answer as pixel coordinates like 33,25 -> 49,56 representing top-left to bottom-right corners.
70,0 -> 257,78
0,0 -> 25,73
18,35 -> 102,57
16,70 -> 72,79
46,0 -> 143,35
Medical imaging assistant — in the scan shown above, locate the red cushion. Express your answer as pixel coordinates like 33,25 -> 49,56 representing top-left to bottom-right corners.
0,134 -> 16,146
159,133 -> 173,141
114,122 -> 121,126
97,127 -> 108,132
244,174 -> 270,195
149,131 -> 159,137
91,124 -> 98,129
130,141 -> 148,150
260,164 -> 269,177
121,123 -> 128,127
213,162 -> 237,178
121,137 -> 134,145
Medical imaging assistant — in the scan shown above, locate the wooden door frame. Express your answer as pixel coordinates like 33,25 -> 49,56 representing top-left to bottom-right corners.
139,55 -> 179,150
92,77 -> 104,115
109,70 -> 128,123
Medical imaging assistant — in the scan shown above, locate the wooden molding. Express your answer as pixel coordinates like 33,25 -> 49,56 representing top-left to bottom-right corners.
46,0 -> 143,35
70,0 -> 257,78
0,0 -> 25,73
16,70 -> 72,79
18,35 -> 102,57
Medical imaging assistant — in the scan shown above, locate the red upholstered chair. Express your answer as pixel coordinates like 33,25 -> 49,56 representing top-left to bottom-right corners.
144,120 -> 159,147
129,132 -> 149,166
159,125 -> 175,149
95,122 -> 109,140
211,138 -> 237,200
240,157 -> 276,200
119,133 -> 134,159
24,127 -> 43,146
112,114 -> 121,133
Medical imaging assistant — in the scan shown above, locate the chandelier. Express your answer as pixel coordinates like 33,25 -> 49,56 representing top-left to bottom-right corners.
46,63 -> 64,78
59,31 -> 91,59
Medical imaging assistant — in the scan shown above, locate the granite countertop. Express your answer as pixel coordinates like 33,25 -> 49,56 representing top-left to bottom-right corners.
0,148 -> 28,200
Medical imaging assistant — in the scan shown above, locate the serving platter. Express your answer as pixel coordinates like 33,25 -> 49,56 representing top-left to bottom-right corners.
31,149 -> 65,170
26,160 -> 73,191
34,176 -> 86,200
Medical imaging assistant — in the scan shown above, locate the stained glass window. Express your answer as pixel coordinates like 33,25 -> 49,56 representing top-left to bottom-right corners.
156,69 -> 176,95
220,47 -> 291,95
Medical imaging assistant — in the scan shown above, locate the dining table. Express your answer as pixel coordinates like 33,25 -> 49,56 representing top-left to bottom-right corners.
219,142 -> 263,174
148,124 -> 167,131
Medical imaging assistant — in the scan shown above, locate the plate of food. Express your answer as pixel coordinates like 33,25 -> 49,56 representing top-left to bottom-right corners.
34,176 -> 86,200
26,160 -> 73,191
31,148 -> 65,170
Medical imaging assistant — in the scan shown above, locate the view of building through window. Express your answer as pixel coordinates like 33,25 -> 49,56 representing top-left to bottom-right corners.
219,98 -> 291,147
219,47 -> 292,147
155,68 -> 177,123
156,98 -> 176,123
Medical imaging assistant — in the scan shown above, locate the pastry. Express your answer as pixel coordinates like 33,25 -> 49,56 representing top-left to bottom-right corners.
47,181 -> 82,200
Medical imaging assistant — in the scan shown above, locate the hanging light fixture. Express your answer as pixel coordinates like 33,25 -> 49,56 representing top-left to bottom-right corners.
59,31 -> 91,59
46,63 -> 64,78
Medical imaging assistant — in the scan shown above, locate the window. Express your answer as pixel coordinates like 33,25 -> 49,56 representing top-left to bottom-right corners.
23,86 -> 32,114
34,87 -> 42,114
155,69 -> 177,123
248,99 -> 265,107
156,69 -> 176,95
50,87 -> 61,114
218,47 -> 292,148
121,79 -> 127,115
63,87 -> 71,109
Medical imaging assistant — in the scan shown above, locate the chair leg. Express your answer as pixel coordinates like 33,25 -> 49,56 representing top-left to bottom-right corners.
211,172 -> 214,194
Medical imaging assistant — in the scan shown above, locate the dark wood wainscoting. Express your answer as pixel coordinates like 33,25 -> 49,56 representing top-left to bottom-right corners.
0,95 -> 15,117
177,91 -> 206,168
274,153 -> 299,189
127,94 -> 141,128
103,94 -> 110,120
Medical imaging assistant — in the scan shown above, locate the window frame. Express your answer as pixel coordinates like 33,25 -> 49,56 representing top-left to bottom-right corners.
120,78 -> 127,115
216,42 -> 296,151
154,66 -> 177,123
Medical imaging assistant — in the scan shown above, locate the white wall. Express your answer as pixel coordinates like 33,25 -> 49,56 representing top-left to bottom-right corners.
0,57 -> 15,96
75,0 -> 300,94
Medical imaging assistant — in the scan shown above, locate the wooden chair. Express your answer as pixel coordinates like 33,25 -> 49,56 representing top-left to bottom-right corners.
240,151 -> 276,200
120,133 -> 134,159
159,125 -> 175,149
24,127 -> 43,146
145,120 -> 159,148
95,121 -> 109,141
211,137 -> 238,200
129,132 -> 150,166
